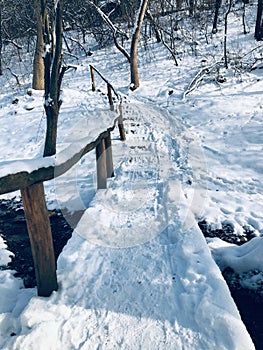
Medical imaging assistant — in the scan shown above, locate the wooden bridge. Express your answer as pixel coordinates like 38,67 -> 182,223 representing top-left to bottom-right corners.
0,66 -> 126,297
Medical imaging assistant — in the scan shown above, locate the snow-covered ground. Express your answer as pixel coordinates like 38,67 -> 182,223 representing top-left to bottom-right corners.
0,10 -> 263,349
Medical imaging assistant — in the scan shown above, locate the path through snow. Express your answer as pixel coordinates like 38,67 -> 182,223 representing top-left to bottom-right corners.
0,33 -> 261,348
0,102 -> 254,349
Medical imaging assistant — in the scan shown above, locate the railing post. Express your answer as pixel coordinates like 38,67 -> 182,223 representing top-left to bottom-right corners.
21,182 -> 58,297
96,138 -> 107,189
107,84 -> 114,111
118,103 -> 126,141
105,132 -> 114,178
90,66 -> 96,91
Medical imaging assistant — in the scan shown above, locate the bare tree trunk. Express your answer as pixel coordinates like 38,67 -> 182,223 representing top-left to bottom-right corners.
146,10 -> 162,43
0,1 -> 2,76
176,0 -> 183,11
255,0 -> 263,40
130,0 -> 149,91
242,0 -> 248,35
212,0 -> 222,34
42,0 -> 64,157
32,0 -> 45,90
224,0 -> 233,69
189,0 -> 195,16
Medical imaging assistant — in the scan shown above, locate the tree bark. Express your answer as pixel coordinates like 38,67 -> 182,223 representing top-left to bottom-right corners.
189,0 -> 194,16
212,0 -> 222,34
130,0 -> 149,91
0,1 -> 2,76
242,0 -> 248,35
255,0 -> 263,40
146,10 -> 162,43
224,0 -> 233,69
43,0 -> 64,157
32,0 -> 45,90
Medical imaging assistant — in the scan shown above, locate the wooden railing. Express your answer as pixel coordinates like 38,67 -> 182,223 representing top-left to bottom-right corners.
0,68 -> 126,297
90,65 -> 126,141
0,126 -> 116,196
90,64 -> 119,110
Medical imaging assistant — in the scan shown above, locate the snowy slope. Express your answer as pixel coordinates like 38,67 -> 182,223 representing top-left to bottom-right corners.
0,102 -> 255,349
0,13 -> 262,349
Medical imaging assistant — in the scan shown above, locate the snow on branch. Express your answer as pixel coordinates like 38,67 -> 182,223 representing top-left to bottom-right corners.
183,62 -> 222,99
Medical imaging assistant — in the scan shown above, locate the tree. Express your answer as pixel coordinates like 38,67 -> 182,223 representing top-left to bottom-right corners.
255,0 -> 263,40
32,0 -> 45,89
0,1 -> 2,75
42,0 -> 65,157
145,9 -> 178,66
189,0 -> 194,16
212,0 -> 222,34
130,0 -> 149,90
87,0 -> 130,61
224,0 -> 233,69
86,0 -> 149,90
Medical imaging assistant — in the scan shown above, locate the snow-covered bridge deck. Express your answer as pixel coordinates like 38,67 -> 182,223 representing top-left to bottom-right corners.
0,103 -> 255,349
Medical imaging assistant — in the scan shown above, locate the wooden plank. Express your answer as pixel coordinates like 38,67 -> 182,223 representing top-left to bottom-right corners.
105,132 -> 114,178
96,138 -> 107,189
0,168 -> 54,196
21,182 -> 58,297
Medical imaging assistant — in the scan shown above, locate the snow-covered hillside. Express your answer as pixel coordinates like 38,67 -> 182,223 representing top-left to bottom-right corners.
0,8 -> 263,349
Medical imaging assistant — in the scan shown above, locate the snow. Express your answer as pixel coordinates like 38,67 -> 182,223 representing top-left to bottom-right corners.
208,236 -> 263,274
0,240 -> 12,266
0,157 -> 54,179
0,9 -> 262,349
2,231 -> 253,350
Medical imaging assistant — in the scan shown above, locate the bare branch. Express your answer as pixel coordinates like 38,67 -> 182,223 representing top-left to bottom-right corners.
87,0 -> 128,40
6,67 -> 20,85
68,36 -> 88,56
3,39 -> 22,50
183,62 -> 221,99
87,0 -> 130,62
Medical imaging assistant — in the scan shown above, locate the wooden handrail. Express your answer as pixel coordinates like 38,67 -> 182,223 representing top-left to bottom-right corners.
0,120 -> 118,196
89,64 -> 120,99
1,118 -> 119,297
0,66 -> 126,297
89,65 -> 126,139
